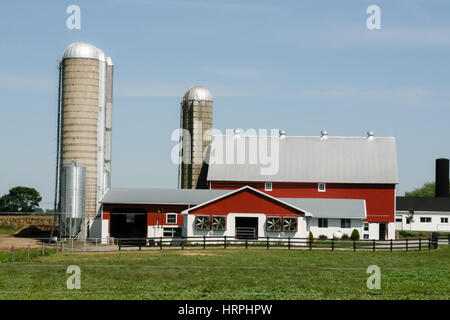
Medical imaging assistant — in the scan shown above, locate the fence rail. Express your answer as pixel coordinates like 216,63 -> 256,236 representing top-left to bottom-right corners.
116,235 -> 441,252
1,234 -> 444,262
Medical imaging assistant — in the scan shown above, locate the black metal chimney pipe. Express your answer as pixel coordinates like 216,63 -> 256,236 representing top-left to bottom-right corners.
435,158 -> 449,197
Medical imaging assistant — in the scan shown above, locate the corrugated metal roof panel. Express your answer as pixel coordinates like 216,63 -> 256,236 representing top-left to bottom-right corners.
100,188 -> 230,205
101,187 -> 366,219
281,198 -> 366,219
207,136 -> 399,184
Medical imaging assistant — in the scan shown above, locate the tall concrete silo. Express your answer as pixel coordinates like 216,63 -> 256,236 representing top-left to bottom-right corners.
179,86 -> 213,189
55,42 -> 113,238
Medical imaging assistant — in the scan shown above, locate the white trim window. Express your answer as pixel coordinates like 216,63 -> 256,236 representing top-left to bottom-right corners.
364,222 -> 369,231
264,182 -> 272,191
441,217 -> 449,223
166,213 -> 177,224
318,218 -> 328,228
163,227 -> 182,237
420,217 -> 432,223
341,218 -> 351,228
318,183 -> 326,192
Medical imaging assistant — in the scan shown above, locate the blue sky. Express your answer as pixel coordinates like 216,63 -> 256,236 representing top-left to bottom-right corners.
0,0 -> 449,209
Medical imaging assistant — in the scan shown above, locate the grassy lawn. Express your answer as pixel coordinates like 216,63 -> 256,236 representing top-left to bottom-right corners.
0,224 -> 23,236
0,246 -> 449,300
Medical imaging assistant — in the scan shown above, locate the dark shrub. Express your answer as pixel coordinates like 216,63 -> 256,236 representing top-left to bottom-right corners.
350,229 -> 360,241
308,231 -> 314,242
341,233 -> 349,240
318,235 -> 328,240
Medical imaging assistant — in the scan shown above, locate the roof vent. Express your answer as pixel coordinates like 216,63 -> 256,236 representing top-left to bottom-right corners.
233,129 -> 240,137
367,131 -> 375,140
321,130 -> 328,139
279,130 -> 286,139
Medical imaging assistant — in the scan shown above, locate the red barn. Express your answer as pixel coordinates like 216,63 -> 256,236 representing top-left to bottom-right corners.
205,133 -> 398,240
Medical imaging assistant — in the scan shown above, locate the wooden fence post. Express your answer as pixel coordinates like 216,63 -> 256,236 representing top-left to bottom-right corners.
27,245 -> 30,260
41,243 -> 45,256
373,239 -> 375,252
139,240 -> 142,251
353,240 -> 356,252
331,239 -> 334,251
309,238 -> 312,251
160,237 -> 163,250
390,239 -> 393,252
245,239 -> 248,249
288,237 -> 291,250
181,237 -> 185,250
11,246 -> 14,263
118,239 -> 121,251
266,236 -> 269,250
406,239 -> 408,252
203,235 -> 206,250
224,236 -> 227,249
419,238 -> 421,251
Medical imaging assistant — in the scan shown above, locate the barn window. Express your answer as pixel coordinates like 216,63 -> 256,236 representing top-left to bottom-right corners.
441,217 -> 449,223
166,213 -> 177,224
195,215 -> 210,231
283,217 -> 297,232
341,219 -> 351,228
318,183 -> 326,192
318,218 -> 328,228
163,227 -> 182,237
364,223 -> 369,231
266,217 -> 281,232
264,182 -> 272,191
211,216 -> 226,231
420,217 -> 431,223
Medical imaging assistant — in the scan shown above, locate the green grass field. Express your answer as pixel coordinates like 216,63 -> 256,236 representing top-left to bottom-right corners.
0,246 -> 449,300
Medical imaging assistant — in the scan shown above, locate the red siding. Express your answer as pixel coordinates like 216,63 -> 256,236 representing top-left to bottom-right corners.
102,204 -> 186,227
189,188 -> 303,217
210,181 -> 395,222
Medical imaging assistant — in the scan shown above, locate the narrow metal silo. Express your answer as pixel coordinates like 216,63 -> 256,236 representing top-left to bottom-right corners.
59,161 -> 86,238
55,42 -> 114,239
179,86 -> 213,189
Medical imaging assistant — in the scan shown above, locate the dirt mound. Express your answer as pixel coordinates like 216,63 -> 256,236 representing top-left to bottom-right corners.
14,225 -> 57,238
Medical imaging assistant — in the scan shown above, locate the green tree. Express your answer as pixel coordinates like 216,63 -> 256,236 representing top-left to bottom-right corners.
405,181 -> 450,197
350,229 -> 360,241
307,231 -> 314,243
0,186 -> 42,213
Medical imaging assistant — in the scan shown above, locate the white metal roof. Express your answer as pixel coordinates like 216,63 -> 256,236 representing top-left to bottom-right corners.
207,135 -> 399,184
101,187 -> 366,219
281,198 -> 366,219
63,41 -> 105,60
100,188 -> 230,205
183,85 -> 213,102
